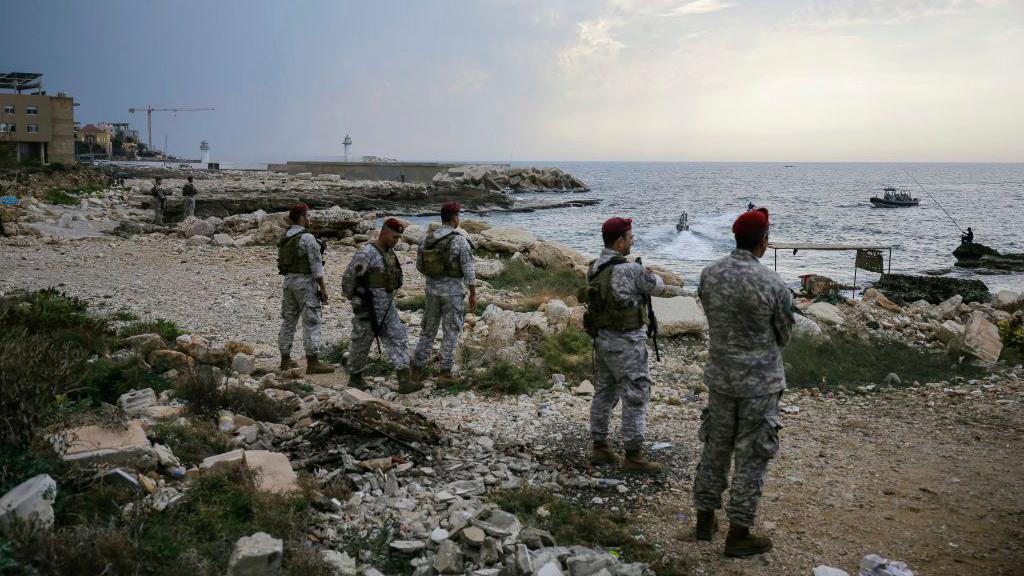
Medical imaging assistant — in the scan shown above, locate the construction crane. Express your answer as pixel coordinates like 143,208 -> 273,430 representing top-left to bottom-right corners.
129,106 -> 215,150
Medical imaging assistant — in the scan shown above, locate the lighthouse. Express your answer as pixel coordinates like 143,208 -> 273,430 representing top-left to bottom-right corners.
200,140 -> 210,164
343,134 -> 352,162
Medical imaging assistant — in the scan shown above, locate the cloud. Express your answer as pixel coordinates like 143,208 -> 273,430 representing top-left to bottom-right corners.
558,17 -> 626,72
794,0 -> 1006,27
667,0 -> 737,16
449,70 -> 489,94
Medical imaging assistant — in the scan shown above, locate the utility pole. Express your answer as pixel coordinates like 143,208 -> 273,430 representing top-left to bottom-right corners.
129,106 -> 214,150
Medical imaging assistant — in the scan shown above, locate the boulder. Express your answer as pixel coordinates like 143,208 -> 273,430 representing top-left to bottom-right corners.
187,234 -> 213,246
433,540 -> 464,574
475,259 -> 504,280
201,449 -> 246,473
862,288 -> 903,313
321,550 -> 357,576
242,451 -> 300,494
935,319 -> 965,346
176,334 -> 210,358
544,299 -> 571,329
806,302 -> 844,326
255,218 -> 287,244
573,380 -> 595,395
213,233 -> 236,247
478,227 -> 537,253
568,306 -> 586,331
177,215 -> 215,238
231,353 -> 256,375
60,420 -> 157,469
460,219 -> 491,234
651,296 -> 707,336
148,349 -> 194,373
483,305 -> 518,349
474,509 -> 522,539
526,240 -> 588,272
122,333 -> 166,357
793,314 -> 826,343
306,206 -> 372,238
402,224 -> 427,245
227,532 -> 283,576
0,474 -> 57,530
928,294 -> 963,321
117,388 -> 157,416
959,311 -> 1003,362
993,290 -> 1022,312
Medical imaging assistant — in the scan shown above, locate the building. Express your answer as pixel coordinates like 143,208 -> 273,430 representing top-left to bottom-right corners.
77,124 -> 112,158
0,72 -> 75,165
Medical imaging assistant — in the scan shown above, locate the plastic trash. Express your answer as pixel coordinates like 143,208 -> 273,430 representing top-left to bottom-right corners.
859,554 -> 914,576
651,442 -> 673,452
593,478 -> 622,488
814,566 -> 850,576
217,411 -> 235,433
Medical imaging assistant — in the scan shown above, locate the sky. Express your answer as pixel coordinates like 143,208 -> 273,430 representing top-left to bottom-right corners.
2,0 -> 1022,163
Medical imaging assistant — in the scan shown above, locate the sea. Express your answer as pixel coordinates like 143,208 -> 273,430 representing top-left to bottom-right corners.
464,162 -> 1024,294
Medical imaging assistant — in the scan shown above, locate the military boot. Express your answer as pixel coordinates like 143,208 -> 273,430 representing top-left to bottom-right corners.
695,510 -> 718,541
590,439 -> 620,466
279,355 -> 298,371
409,366 -> 423,384
623,449 -> 664,473
348,371 -> 368,390
724,525 -> 773,557
397,369 -> 424,394
305,356 -> 335,375
437,370 -> 463,388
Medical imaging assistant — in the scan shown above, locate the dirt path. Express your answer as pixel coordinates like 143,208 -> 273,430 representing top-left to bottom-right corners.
3,235 -> 1022,576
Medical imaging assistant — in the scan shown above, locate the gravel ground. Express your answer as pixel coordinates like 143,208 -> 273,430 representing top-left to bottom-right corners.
3,232 -> 1023,576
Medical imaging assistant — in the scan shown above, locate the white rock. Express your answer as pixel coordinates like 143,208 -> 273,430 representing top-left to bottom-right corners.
536,560 -> 564,576
60,420 -> 158,469
431,527 -> 451,543
187,234 -> 212,246
231,353 -> 256,375
117,388 -> 157,416
793,313 -> 827,342
573,380 -> 595,395
177,215 -> 215,238
813,567 -> 849,576
322,550 -> 357,575
651,296 -> 707,336
544,299 -> 571,329
959,311 -> 1003,362
993,289 -> 1022,312
227,532 -> 283,576
213,233 -> 236,247
433,539 -> 463,574
928,294 -> 963,321
935,319 -> 964,346
0,474 -> 57,530
806,302 -> 844,326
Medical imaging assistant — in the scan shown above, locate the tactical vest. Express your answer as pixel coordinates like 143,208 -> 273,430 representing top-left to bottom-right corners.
420,232 -> 463,280
365,244 -> 403,292
276,231 -> 321,275
577,257 -> 648,336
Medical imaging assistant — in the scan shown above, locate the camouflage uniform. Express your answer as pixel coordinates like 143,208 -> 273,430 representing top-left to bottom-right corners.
693,249 -> 794,528
588,248 -> 664,452
152,185 -> 166,225
182,183 -> 197,218
342,243 -> 410,373
412,226 -> 476,372
277,225 -> 326,358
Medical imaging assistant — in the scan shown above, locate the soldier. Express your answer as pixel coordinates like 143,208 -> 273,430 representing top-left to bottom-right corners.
342,218 -> 421,394
277,203 -> 334,375
151,177 -> 166,225
411,202 -> 477,385
583,217 -> 665,472
182,175 -> 198,218
692,207 -> 794,557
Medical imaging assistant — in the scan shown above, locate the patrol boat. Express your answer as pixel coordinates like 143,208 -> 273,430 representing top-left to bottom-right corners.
870,187 -> 919,207
676,212 -> 689,231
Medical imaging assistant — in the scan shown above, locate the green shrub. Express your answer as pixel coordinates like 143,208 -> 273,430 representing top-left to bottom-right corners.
782,333 -> 983,390
0,443 -> 62,495
119,318 -> 186,342
79,356 -> 172,406
471,361 -> 550,395
488,259 -> 585,309
323,340 -> 349,364
43,188 -> 77,205
538,327 -> 593,383
148,421 -> 235,466
176,376 -> 294,423
998,317 -> 1024,365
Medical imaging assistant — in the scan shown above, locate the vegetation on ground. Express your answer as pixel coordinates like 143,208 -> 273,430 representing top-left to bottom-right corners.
41,183 -> 105,206
488,258 -> 585,311
469,361 -> 550,395
783,332 -> 983,390
396,294 -> 426,311
119,318 -> 187,342
148,421 -> 236,466
538,327 -> 593,384
998,316 -> 1024,365
495,488 -> 687,575
176,376 -> 294,423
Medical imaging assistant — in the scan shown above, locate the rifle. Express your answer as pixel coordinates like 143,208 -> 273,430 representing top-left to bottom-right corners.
355,274 -> 384,353
636,257 -> 660,362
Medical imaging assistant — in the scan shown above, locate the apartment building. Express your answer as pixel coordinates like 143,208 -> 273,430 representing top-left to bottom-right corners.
0,72 -> 75,165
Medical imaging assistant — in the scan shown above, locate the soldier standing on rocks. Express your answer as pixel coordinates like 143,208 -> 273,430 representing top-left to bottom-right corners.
277,203 -> 334,375
411,201 -> 477,386
151,177 -> 166,225
693,207 -> 794,557
584,217 -> 665,472
342,218 -> 422,394
182,175 -> 198,218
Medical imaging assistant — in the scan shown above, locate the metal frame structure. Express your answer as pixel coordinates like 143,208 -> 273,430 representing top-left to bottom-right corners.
768,242 -> 893,299
0,72 -> 43,92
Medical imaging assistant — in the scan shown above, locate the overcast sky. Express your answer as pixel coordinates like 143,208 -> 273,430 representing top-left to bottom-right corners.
3,0 -> 1021,162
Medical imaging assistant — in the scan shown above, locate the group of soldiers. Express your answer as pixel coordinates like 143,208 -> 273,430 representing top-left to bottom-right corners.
150,176 -> 198,225
275,201 -> 794,558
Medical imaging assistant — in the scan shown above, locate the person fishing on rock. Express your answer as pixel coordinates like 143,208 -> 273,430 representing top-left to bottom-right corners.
341,217 -> 421,393
693,207 -> 794,557
579,217 -> 666,472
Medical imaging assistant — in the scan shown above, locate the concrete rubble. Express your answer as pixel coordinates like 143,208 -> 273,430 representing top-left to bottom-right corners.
0,474 -> 57,530
432,165 -> 588,193
228,531 -> 284,576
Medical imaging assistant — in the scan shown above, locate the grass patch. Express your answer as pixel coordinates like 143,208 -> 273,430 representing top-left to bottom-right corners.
488,259 -> 585,308
495,488 -> 686,575
176,377 -> 294,423
396,294 -> 426,311
538,327 -> 592,383
783,333 -> 983,390
120,318 -> 186,342
470,361 -> 550,395
41,184 -> 105,206
998,316 -> 1024,365
148,421 -> 236,466
323,340 -> 349,364
112,309 -> 140,322
80,356 -> 173,405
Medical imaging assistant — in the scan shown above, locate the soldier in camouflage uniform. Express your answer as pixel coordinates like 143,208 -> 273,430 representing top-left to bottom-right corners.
151,178 -> 166,225
342,218 -> 421,393
693,207 -> 794,557
412,202 -> 477,386
277,203 -> 335,374
181,176 -> 198,218
583,217 -> 665,472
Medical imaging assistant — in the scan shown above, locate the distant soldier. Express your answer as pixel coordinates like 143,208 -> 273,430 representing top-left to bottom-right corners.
277,203 -> 334,374
693,207 -> 794,557
582,217 -> 665,472
412,202 -> 477,385
182,175 -> 198,218
342,218 -> 421,393
151,177 -> 166,225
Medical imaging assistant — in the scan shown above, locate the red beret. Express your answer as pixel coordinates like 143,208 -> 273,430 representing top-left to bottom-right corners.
383,218 -> 405,233
601,217 -> 632,234
288,203 -> 309,222
732,209 -> 769,239
441,201 -> 461,215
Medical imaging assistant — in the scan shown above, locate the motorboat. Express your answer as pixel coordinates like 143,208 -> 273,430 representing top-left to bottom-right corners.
676,212 -> 689,231
870,187 -> 919,207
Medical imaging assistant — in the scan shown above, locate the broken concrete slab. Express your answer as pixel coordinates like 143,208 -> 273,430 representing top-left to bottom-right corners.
0,474 -> 57,530
243,451 -> 299,494
651,296 -> 707,336
117,388 -> 157,416
806,302 -> 844,326
201,449 -> 246,473
60,420 -> 157,469
959,311 -> 1003,362
227,531 -> 283,576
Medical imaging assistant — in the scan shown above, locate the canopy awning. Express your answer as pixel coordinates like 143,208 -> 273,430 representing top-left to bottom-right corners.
768,242 -> 892,251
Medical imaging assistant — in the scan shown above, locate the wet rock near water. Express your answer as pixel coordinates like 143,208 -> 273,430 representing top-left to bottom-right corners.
432,165 -> 588,193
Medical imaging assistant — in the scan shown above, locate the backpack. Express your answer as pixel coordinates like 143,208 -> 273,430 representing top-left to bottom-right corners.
576,257 -> 647,337
420,232 -> 462,280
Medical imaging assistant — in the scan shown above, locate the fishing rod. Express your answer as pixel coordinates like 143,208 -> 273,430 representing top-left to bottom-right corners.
905,170 -> 964,234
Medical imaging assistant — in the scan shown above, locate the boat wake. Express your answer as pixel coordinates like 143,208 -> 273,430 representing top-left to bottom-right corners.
642,212 -> 740,262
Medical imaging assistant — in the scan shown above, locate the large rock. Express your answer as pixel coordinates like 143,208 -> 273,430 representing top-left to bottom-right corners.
243,451 -> 300,494
187,234 -> 213,246
177,215 -> 215,238
433,539 -> 464,574
213,233 -> 236,247
402,224 -> 427,245
544,299 -> 571,329
806,302 -> 844,326
928,294 -> 963,321
227,532 -> 283,576
460,219 -> 491,234
959,311 -> 1003,362
526,240 -> 588,272
993,290 -> 1022,312
651,296 -> 706,336
478,227 -> 537,253
305,206 -> 372,238
935,319 -> 965,346
60,420 -> 157,469
793,313 -> 826,343
122,333 -> 166,357
117,388 -> 157,416
231,353 -> 256,375
483,305 -> 518,349
0,474 -> 57,530
255,218 -> 287,244
148,349 -> 194,373
862,288 -> 903,313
